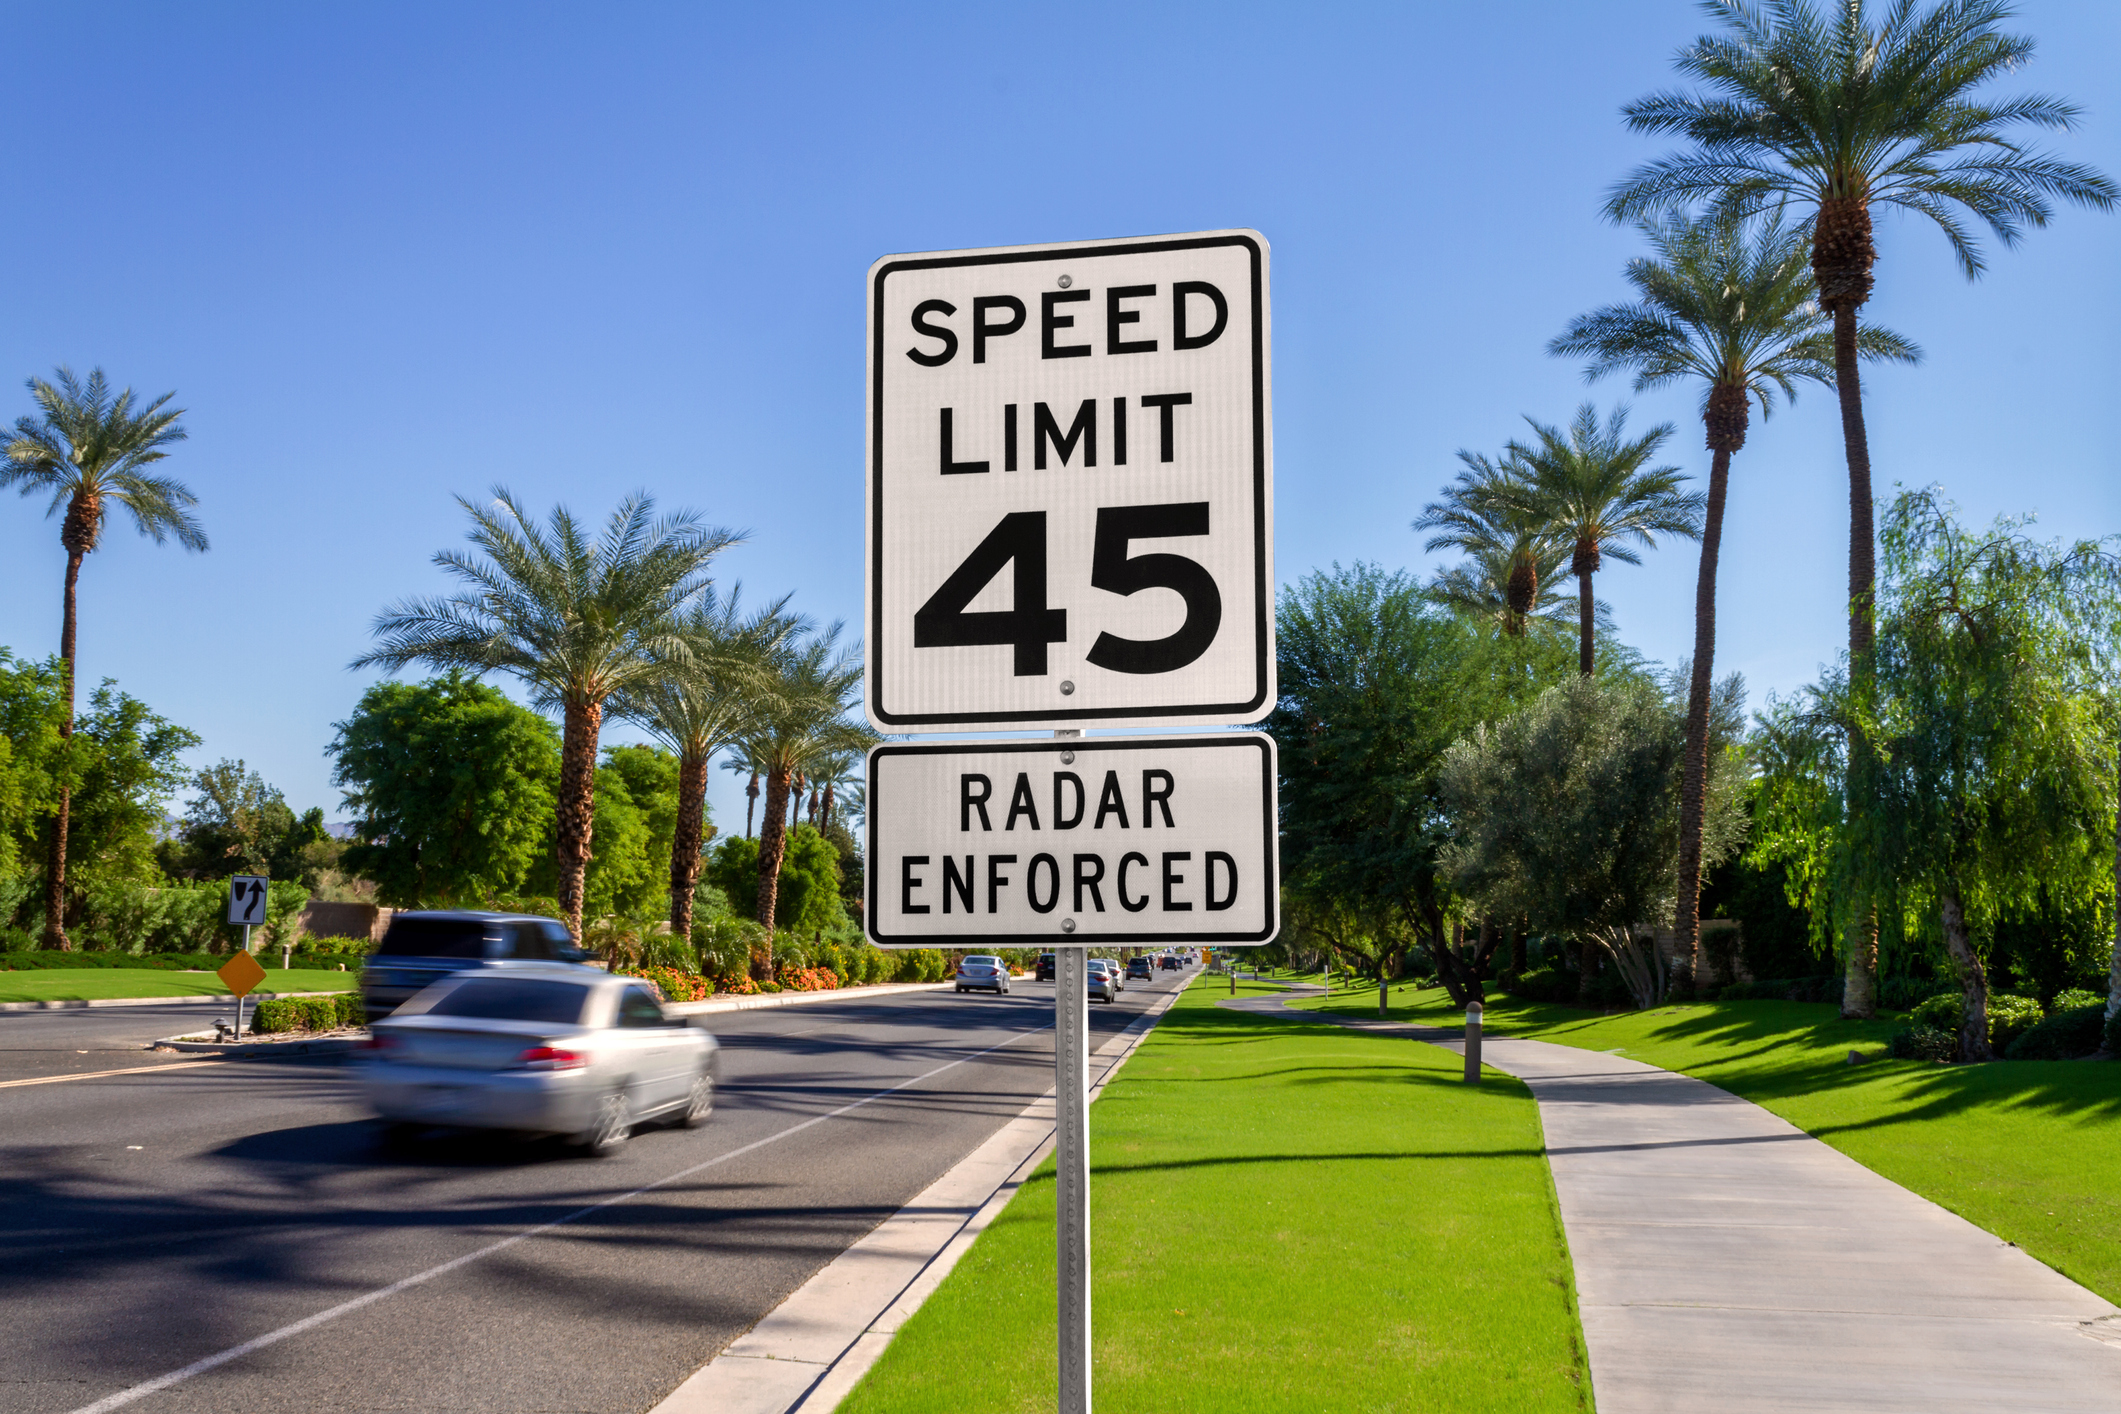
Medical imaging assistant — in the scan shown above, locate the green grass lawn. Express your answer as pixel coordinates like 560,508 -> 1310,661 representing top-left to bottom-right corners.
1293,984 -> 2121,1305
840,978 -> 1591,1414
0,968 -> 358,1004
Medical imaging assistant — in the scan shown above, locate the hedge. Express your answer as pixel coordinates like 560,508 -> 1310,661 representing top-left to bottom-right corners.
250,993 -> 364,1034
2004,1005 -> 2108,1061
1909,991 -> 2043,1051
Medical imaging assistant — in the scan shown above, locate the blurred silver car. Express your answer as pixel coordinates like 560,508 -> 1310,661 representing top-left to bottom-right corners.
359,966 -> 717,1155
954,955 -> 1012,995
1086,959 -> 1119,1003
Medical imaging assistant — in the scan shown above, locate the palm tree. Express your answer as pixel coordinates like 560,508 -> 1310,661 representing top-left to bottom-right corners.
1552,211 -> 1918,992
1607,1 -> 2114,660
612,587 -> 799,938
1415,452 -> 1584,639
356,489 -> 738,939
1606,0 -> 2114,1015
2,367 -> 208,949
1505,405 -> 1703,675
734,624 -> 874,974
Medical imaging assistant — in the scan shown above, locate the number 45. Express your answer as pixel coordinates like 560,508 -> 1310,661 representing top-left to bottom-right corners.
914,502 -> 1222,677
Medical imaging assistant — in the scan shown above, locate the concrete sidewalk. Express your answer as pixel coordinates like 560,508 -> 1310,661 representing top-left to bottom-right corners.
1224,994 -> 2121,1413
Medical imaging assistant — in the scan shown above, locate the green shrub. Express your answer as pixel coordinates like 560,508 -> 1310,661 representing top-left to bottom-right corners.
249,995 -> 351,1034
1505,966 -> 1575,1005
1888,1026 -> 1957,1062
0,951 -> 223,971
303,935 -> 375,956
334,993 -> 365,1027
2004,1005 -> 2106,1061
2049,988 -> 2105,1014
1910,991 -> 2043,1049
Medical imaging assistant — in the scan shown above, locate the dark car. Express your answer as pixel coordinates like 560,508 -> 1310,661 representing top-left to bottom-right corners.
360,912 -> 597,1024
1125,957 -> 1154,981
1159,954 -> 1181,971
1037,953 -> 1057,981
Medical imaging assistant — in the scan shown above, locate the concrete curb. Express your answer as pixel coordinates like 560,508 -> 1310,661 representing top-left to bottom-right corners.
664,982 -> 954,1017
0,988 -> 349,1013
647,977 -> 1194,1414
151,1032 -> 366,1058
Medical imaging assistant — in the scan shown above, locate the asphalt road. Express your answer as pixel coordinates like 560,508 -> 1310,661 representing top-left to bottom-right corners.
0,1001 -> 261,1082
1,970 -> 1190,1414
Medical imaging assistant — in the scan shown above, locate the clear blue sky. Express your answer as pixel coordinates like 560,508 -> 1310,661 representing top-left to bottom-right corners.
2,1 -> 2115,837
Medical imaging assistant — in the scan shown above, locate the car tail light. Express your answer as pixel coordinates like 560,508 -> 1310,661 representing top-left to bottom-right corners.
514,1046 -> 586,1071
363,1033 -> 400,1052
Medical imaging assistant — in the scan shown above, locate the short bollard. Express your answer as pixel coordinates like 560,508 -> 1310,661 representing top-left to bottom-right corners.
1464,1000 -> 1483,1084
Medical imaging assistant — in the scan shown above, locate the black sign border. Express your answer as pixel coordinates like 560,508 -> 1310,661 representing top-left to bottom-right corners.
864,733 -> 1279,948
868,232 -> 1270,727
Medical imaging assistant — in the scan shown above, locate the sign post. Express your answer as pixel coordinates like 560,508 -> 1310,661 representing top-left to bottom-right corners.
866,230 -> 1276,1414
225,876 -> 270,1036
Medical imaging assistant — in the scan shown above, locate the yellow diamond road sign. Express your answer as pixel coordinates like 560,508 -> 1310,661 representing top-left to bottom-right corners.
218,951 -> 267,998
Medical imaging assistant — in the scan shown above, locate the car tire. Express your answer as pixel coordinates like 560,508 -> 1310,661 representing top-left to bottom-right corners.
680,1070 -> 714,1128
577,1088 -> 633,1157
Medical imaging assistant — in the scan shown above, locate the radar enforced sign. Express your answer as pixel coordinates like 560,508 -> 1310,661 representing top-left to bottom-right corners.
867,230 -> 1272,729
865,734 -> 1277,947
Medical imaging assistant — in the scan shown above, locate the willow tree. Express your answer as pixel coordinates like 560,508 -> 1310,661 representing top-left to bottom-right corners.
613,588 -> 797,938
1865,492 -> 2119,1060
2,368 -> 207,948
357,490 -> 737,938
1607,0 -> 2115,1015
1552,211 -> 1916,990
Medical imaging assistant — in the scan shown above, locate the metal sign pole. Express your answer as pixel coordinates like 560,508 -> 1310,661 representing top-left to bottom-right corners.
239,923 -> 251,1036
1056,947 -> 1092,1414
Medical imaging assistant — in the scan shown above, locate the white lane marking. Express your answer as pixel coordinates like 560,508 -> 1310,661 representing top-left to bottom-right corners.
0,1060 -> 225,1091
62,1021 -> 1055,1414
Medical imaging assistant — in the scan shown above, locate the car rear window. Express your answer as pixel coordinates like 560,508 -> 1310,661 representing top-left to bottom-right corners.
377,917 -> 494,958
963,956 -> 998,967
426,978 -> 590,1024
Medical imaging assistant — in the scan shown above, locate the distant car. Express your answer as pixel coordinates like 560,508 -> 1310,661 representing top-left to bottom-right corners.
1159,955 -> 1180,971
359,967 -> 717,1155
954,955 -> 1012,995
1087,957 -> 1124,994
359,911 -> 598,1024
1085,959 -> 1119,1004
1037,953 -> 1057,981
1125,957 -> 1154,980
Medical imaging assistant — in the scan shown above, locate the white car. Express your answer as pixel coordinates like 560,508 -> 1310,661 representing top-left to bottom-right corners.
359,965 -> 717,1156
954,955 -> 1011,994
1086,959 -> 1120,1003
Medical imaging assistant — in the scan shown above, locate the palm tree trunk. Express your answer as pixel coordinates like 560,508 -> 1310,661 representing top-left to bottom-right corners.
754,766 -> 793,977
744,771 -> 758,838
1830,300 -> 1886,1019
668,750 -> 711,938
1675,444 -> 1734,996
1575,566 -> 1596,676
554,698 -> 603,941
41,546 -> 86,951
1939,889 -> 1991,1062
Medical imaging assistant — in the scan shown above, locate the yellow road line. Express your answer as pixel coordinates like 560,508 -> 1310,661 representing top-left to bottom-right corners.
0,1059 -> 227,1090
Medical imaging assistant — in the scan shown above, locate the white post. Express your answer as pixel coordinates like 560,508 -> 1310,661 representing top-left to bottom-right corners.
1056,946 -> 1092,1413
239,922 -> 252,1037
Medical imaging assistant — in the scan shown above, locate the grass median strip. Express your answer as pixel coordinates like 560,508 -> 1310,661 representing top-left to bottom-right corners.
839,979 -> 1591,1414
1296,984 -> 2121,1306
0,968 -> 358,1004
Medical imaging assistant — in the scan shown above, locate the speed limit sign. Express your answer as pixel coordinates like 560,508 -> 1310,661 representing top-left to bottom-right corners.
866,230 -> 1273,729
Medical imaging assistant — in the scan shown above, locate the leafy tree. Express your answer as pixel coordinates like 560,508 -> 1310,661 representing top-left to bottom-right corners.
356,489 -> 738,938
611,588 -> 792,936
1863,491 -> 2119,1059
0,650 -> 67,886
1439,676 -> 1748,1009
732,624 -> 874,971
1,368 -> 208,947
1505,405 -> 1702,675
1607,0 -> 2116,1015
165,760 -> 331,881
1272,564 -> 1499,1004
705,824 -> 848,937
329,674 -> 561,908
1552,210 -> 1916,989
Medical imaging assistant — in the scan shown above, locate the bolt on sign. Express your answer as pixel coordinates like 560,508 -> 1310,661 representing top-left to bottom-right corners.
867,734 -> 1277,947
866,230 -> 1273,729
